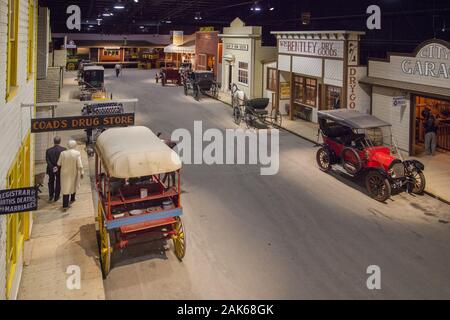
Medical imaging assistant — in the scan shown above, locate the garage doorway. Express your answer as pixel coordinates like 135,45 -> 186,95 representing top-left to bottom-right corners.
414,95 -> 450,155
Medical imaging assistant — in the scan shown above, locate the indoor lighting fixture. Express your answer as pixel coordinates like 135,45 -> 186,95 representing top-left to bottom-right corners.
134,0 -> 139,2
114,1 -> 125,9
140,26 -> 145,29
194,12 -> 202,20
250,1 -> 261,12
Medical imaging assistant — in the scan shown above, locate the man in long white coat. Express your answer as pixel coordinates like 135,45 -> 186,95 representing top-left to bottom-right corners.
57,140 -> 84,210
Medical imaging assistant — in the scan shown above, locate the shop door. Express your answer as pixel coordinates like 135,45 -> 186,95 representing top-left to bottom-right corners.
228,65 -> 233,90
414,96 -> 450,154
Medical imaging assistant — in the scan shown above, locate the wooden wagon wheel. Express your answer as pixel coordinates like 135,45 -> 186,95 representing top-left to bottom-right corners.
212,84 -> 219,99
271,108 -> 282,128
194,85 -> 200,101
233,105 -> 242,125
98,202 -> 112,277
172,217 -> 186,261
67,62 -> 76,71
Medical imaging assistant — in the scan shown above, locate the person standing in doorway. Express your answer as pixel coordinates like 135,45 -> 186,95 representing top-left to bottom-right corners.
46,136 -> 66,202
57,140 -> 84,211
115,63 -> 122,78
422,107 -> 438,156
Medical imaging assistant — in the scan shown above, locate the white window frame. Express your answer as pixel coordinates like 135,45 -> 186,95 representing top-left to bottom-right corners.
237,61 -> 249,86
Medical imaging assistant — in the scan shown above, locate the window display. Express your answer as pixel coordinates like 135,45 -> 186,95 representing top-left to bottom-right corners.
293,75 -> 317,108
325,85 -> 342,110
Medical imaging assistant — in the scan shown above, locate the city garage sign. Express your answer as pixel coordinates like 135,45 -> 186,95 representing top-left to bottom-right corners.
278,39 -> 344,58
401,42 -> 450,79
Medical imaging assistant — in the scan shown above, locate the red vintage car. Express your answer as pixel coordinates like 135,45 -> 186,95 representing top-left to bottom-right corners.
316,109 -> 426,202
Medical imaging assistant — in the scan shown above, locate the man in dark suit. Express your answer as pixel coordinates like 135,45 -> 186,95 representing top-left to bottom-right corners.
46,136 -> 66,202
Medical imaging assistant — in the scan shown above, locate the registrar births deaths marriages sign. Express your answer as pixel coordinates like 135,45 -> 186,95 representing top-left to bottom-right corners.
0,187 -> 38,215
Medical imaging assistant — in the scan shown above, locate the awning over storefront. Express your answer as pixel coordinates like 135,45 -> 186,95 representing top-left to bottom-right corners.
360,76 -> 450,100
164,40 -> 196,54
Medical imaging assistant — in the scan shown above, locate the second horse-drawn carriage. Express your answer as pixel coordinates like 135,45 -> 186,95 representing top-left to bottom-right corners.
78,65 -> 108,101
183,71 -> 219,101
95,126 -> 186,277
156,67 -> 182,86
316,109 -> 426,202
231,84 -> 282,129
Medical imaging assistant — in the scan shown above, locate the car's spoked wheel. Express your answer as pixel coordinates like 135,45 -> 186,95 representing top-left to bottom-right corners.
172,217 -> 186,261
410,170 -> 426,194
316,148 -> 331,172
366,171 -> 392,202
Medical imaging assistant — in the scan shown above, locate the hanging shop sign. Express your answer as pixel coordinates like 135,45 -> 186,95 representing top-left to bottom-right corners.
173,31 -> 184,46
225,43 -> 249,51
347,41 -> 359,66
278,39 -> 344,59
347,66 -> 370,114
0,187 -> 38,215
31,113 -> 135,133
401,42 -> 450,79
348,67 -> 358,109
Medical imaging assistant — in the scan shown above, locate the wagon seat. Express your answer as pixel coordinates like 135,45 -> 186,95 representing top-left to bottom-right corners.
245,98 -> 270,116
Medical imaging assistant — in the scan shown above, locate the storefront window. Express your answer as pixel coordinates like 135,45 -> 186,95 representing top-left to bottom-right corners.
305,78 -> 317,106
293,76 -> 305,105
6,0 -> 19,101
267,68 -> 277,91
293,75 -> 317,107
238,61 -> 249,85
198,54 -> 207,68
325,85 -> 342,110
207,55 -> 215,71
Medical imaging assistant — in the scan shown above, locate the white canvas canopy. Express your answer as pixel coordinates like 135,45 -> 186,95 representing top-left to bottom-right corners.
163,43 -> 196,54
95,126 -> 182,178
84,65 -> 104,71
